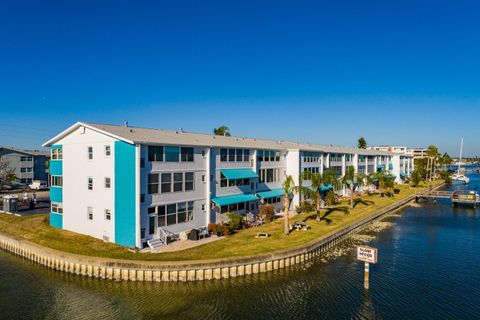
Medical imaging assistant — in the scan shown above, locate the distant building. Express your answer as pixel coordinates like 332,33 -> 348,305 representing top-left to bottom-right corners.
368,146 -> 408,154
406,148 -> 428,159
0,147 -> 50,185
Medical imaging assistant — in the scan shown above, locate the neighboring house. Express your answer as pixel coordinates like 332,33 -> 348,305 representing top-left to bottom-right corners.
43,122 -> 413,249
0,147 -> 50,185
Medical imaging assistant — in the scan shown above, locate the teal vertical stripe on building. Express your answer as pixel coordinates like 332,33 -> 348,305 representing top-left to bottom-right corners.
114,141 -> 137,248
50,187 -> 63,202
49,145 -> 63,228
50,212 -> 63,229
50,161 -> 63,175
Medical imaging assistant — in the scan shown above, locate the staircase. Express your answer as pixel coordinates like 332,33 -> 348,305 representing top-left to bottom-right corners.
147,227 -> 178,250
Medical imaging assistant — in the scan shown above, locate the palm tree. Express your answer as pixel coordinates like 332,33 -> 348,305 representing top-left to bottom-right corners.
213,126 -> 231,136
357,137 -> 367,149
282,175 -> 296,235
370,171 -> 395,196
342,166 -> 368,209
426,145 -> 439,181
299,169 -> 339,221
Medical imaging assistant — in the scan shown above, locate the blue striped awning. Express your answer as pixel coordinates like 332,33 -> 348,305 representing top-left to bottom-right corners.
257,188 -> 284,199
211,193 -> 259,206
220,168 -> 258,180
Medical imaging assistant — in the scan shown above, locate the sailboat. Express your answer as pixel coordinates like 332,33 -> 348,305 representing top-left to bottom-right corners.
452,138 -> 470,184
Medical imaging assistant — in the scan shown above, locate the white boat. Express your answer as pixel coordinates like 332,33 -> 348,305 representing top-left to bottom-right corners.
452,138 -> 469,184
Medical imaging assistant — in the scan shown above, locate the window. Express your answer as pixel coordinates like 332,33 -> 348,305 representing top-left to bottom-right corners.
236,149 -> 243,161
87,207 -> 93,220
202,175 -> 206,182
259,169 -> 280,183
158,205 -> 166,227
220,149 -> 228,162
165,146 -> 180,162
51,175 -> 63,187
167,204 -> 177,225
181,147 -> 194,162
87,146 -> 93,160
258,150 -> 281,162
153,202 -> 194,227
140,194 -> 145,203
105,145 -> 111,157
220,173 -> 227,187
140,158 -> 145,168
105,209 -> 111,220
51,202 -> 63,214
202,204 -> 206,211
243,149 -> 250,162
258,150 -> 264,162
185,172 -> 194,191
173,172 -> 183,192
105,177 -> 111,189
51,148 -> 62,160
202,150 -> 206,157
149,216 -> 155,235
20,167 -> 33,173
20,156 -> 33,162
148,174 -> 159,194
228,149 -> 235,162
161,173 -> 172,193
148,146 -> 164,162
87,177 -> 93,190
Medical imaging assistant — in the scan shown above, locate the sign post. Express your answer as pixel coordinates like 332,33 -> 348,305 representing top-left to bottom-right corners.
356,246 -> 378,290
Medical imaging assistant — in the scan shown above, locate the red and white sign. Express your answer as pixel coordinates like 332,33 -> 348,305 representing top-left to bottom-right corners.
356,246 -> 378,264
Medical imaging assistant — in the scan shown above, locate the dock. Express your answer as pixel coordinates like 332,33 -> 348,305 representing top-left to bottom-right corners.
415,190 -> 479,208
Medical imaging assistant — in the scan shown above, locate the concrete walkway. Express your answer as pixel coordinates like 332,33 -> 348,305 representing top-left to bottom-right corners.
142,235 -> 224,253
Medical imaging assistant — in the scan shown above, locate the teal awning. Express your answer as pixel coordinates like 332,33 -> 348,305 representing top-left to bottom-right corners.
212,193 -> 259,206
400,172 -> 407,178
388,163 -> 393,170
305,184 -> 318,192
377,164 -> 385,169
320,184 -> 333,191
220,168 -> 258,180
258,188 -> 284,199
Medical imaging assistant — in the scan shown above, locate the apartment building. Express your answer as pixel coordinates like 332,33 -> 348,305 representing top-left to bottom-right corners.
43,122 -> 412,249
0,147 -> 49,185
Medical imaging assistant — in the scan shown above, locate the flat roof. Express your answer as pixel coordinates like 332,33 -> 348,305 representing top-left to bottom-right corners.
43,122 -> 398,156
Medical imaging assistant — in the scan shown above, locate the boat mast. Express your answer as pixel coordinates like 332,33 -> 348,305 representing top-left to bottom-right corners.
458,137 -> 464,172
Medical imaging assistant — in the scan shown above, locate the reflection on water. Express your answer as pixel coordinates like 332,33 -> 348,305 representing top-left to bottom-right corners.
1,169 -> 480,319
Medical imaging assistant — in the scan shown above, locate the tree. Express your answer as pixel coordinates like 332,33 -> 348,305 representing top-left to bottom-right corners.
213,126 -> 231,136
411,169 -> 423,187
342,165 -> 368,209
426,145 -> 439,181
298,169 -> 339,222
357,137 -> 367,149
282,175 -> 296,235
370,171 -> 395,196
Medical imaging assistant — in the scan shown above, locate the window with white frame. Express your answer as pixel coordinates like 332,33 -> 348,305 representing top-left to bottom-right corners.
155,201 -> 194,227
105,177 -> 111,189
105,209 -> 111,220
220,148 -> 249,162
87,207 -> 93,220
87,177 -> 93,190
105,145 -> 111,157
51,175 -> 63,187
51,202 -> 63,214
87,146 -> 93,160
51,148 -> 63,160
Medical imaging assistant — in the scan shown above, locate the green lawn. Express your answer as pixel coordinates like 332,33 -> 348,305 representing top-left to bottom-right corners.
0,181 -> 440,261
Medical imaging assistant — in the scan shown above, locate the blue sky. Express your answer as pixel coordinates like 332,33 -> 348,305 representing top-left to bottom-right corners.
1,0 -> 479,156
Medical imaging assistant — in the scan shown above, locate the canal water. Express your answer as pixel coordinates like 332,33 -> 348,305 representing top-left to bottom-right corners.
1,168 -> 480,320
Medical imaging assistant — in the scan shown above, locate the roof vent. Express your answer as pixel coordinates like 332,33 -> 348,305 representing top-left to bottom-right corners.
124,121 -> 129,127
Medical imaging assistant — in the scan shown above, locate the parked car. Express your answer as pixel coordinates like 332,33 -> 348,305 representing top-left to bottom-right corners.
29,180 -> 48,190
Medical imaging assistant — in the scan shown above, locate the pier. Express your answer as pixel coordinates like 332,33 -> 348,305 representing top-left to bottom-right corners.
415,190 -> 479,208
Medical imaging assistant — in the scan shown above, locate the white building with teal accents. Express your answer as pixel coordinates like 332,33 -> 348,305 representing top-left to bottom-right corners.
43,122 -> 413,249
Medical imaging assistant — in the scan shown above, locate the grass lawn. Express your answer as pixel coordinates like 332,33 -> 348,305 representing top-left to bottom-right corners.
0,181 -> 441,262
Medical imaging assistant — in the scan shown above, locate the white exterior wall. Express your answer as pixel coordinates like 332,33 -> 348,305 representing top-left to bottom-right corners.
285,149 -> 300,209
58,126 -> 118,243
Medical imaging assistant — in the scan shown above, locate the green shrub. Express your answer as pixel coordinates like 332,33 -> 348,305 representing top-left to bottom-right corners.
325,191 -> 338,206
226,213 -> 244,230
213,224 -> 224,236
259,204 -> 275,222
222,225 -> 233,236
